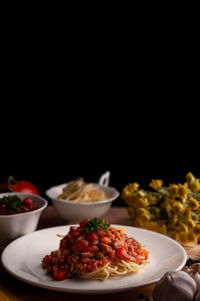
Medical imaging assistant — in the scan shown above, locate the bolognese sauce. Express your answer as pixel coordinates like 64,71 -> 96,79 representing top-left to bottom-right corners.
42,218 -> 149,281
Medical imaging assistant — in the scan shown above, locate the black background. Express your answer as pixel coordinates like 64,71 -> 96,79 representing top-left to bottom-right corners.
1,24 -> 199,204
1,95 -> 199,206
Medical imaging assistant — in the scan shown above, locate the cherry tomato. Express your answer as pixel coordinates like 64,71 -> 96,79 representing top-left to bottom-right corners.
22,197 -> 33,209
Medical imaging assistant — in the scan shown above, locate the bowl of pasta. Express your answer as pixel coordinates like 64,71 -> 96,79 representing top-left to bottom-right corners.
45,171 -> 119,222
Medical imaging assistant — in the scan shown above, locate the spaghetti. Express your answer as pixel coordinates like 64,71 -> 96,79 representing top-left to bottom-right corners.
79,260 -> 145,281
57,178 -> 108,202
42,218 -> 149,281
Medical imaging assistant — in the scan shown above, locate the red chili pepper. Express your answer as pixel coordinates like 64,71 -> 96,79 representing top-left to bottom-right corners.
8,176 -> 39,195
53,270 -> 67,281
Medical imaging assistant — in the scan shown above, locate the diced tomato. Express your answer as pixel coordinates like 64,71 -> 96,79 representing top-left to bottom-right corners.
87,231 -> 97,241
76,239 -> 88,251
53,270 -> 67,281
76,240 -> 96,253
116,246 -> 124,257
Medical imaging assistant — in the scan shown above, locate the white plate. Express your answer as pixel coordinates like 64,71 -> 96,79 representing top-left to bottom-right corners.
1,225 -> 187,294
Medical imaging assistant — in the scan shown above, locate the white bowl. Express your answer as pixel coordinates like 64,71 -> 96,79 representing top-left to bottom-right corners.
45,183 -> 119,222
0,192 -> 48,249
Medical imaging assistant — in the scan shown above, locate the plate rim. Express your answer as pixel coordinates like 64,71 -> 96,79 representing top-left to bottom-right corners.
1,224 -> 187,294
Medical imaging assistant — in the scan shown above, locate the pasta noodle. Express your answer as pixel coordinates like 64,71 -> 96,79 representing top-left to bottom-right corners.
58,178 -> 108,202
79,260 -> 145,281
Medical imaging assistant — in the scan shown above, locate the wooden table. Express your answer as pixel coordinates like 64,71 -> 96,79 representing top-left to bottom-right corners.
1,206 -> 200,301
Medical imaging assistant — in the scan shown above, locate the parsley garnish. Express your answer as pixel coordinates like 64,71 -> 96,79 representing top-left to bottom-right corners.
85,218 -> 110,234
0,195 -> 22,211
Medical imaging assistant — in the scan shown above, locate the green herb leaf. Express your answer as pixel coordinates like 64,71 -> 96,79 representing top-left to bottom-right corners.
85,218 -> 110,234
10,196 -> 22,211
0,195 -> 22,211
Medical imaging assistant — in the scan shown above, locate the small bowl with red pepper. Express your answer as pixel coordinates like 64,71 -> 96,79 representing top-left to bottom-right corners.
0,193 -> 47,249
